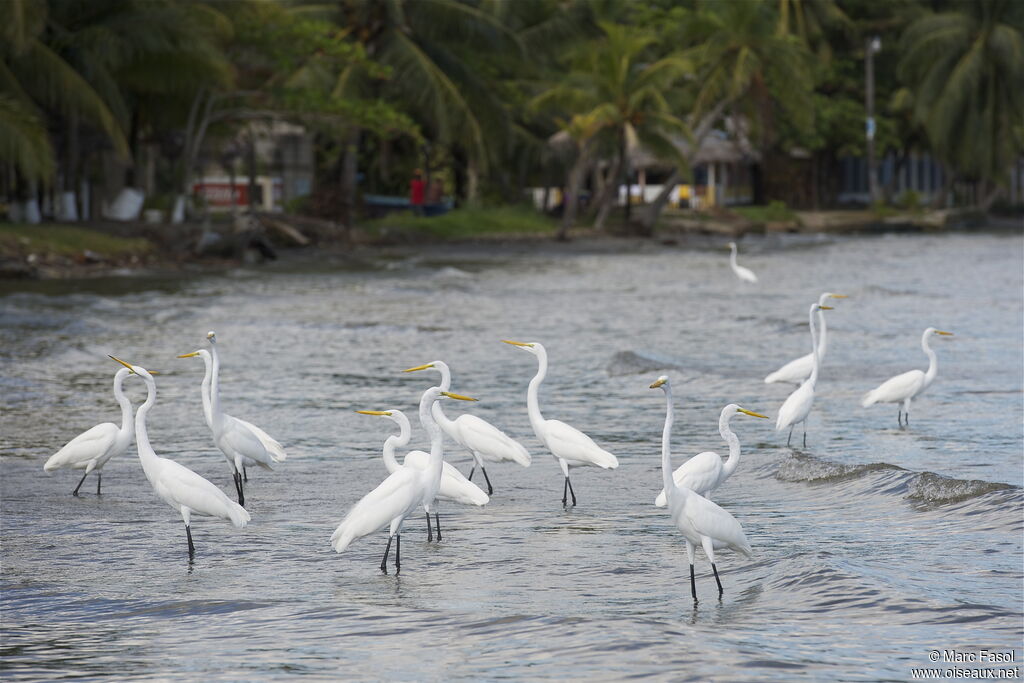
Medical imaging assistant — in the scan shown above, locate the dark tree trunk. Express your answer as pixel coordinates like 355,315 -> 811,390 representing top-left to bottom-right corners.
339,128 -> 360,231
558,143 -> 591,241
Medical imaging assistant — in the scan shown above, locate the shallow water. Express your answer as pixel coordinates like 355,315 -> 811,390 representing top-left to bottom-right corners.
2,231 -> 1022,681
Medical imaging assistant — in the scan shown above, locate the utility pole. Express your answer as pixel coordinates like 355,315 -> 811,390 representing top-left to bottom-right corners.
865,36 -> 882,203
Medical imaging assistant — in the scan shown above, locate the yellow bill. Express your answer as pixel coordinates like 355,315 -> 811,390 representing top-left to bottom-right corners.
109,355 -> 134,372
738,408 -> 769,419
820,305 -> 834,310
442,391 -> 478,402
936,330 -> 954,336
356,410 -> 392,416
829,294 -> 848,299
403,363 -> 434,373
501,340 -> 533,347
177,351 -> 200,358
649,378 -> 667,389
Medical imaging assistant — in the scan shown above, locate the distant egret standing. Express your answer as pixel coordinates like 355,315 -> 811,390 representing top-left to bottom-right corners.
44,367 -> 137,496
861,327 -> 954,426
728,242 -> 758,283
110,357 -> 249,559
404,360 -> 530,494
502,340 -> 618,507
651,376 -> 753,602
775,303 -> 833,447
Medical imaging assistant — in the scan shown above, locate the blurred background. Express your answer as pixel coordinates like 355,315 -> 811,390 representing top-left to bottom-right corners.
1,0 -> 1022,260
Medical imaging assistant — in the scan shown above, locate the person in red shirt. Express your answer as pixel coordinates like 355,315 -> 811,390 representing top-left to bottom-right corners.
409,169 -> 425,216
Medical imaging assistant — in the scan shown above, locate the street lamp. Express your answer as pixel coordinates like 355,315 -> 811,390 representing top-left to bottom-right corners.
865,36 -> 882,203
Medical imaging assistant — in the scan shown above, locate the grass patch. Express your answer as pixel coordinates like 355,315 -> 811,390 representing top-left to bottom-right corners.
0,223 -> 152,257
362,205 -> 556,240
732,201 -> 798,224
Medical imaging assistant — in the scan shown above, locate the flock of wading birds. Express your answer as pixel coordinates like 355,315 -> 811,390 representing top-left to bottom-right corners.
42,245 -> 954,601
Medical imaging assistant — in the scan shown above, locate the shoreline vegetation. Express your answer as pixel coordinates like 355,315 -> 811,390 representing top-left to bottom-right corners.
1,205 -> 1018,282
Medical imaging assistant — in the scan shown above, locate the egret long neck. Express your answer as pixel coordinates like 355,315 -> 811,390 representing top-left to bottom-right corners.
807,307 -> 820,386
382,419 -> 411,474
729,246 -> 739,269
113,370 -> 134,439
660,385 -> 676,497
133,377 -> 160,475
719,410 -> 741,481
816,306 -> 828,360
209,342 -> 223,429
199,351 -> 213,428
922,332 -> 939,388
526,348 -> 548,438
420,392 -> 445,481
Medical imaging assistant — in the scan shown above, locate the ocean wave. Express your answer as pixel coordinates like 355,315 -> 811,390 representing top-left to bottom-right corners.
775,452 -> 1018,506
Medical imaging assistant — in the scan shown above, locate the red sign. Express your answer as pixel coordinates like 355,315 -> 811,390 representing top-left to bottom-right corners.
192,182 -> 250,207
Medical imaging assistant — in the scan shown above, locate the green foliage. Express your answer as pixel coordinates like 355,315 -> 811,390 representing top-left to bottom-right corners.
363,206 -> 555,240
0,224 -> 152,257
733,200 -> 798,223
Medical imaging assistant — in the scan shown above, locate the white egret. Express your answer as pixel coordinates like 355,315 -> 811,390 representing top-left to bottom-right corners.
654,400 -> 768,508
861,327 -> 954,426
775,303 -> 833,447
727,241 -> 758,283
330,388 -> 477,573
651,376 -> 753,602
404,360 -> 530,494
764,293 -> 848,384
356,408 -> 488,530
110,356 -> 249,559
178,331 -> 285,506
44,367 -> 137,496
502,340 -> 618,507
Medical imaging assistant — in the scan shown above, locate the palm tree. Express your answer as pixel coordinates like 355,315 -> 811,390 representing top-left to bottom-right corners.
636,1 -> 815,232
898,0 -> 1024,208
531,22 -> 691,238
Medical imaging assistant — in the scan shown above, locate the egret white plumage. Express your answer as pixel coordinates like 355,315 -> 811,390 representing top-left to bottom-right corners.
357,407 -> 488,527
775,303 -> 833,447
502,340 -> 618,507
330,387 -> 477,573
650,376 -> 753,602
404,360 -> 530,494
178,331 -> 285,506
44,367 -> 137,496
110,356 -> 249,559
727,242 -> 758,283
861,327 -> 954,426
764,293 -> 848,384
654,399 -> 768,508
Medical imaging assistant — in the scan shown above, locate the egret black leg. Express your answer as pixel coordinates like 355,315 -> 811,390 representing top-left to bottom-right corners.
897,408 -> 903,427
711,563 -> 724,596
467,466 -> 475,481
380,535 -> 393,573
434,511 -> 441,541
905,411 -> 910,426
243,465 -> 248,482
803,425 -> 807,448
233,472 -> 245,506
96,473 -> 102,496
481,467 -> 494,496
566,477 -> 577,507
425,512 -> 433,542
186,525 -> 195,559
786,426 -> 794,447
72,471 -> 89,496
689,564 -> 698,603
395,534 -> 401,575
562,477 -> 568,507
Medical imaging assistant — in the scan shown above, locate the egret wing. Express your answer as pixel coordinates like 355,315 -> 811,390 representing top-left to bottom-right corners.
543,419 -> 618,468
453,414 -> 530,465
233,417 -> 286,461
863,369 -> 925,405
654,451 -> 723,506
765,353 -> 813,384
686,497 -> 751,557
45,422 -> 119,469
221,416 -> 274,467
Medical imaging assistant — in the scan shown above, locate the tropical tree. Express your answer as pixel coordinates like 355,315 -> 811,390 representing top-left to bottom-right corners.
898,0 -> 1024,208
636,0 -> 815,231
531,22 -> 691,238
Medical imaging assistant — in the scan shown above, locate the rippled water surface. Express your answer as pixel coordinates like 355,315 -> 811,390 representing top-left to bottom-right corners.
2,231 -> 1022,681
